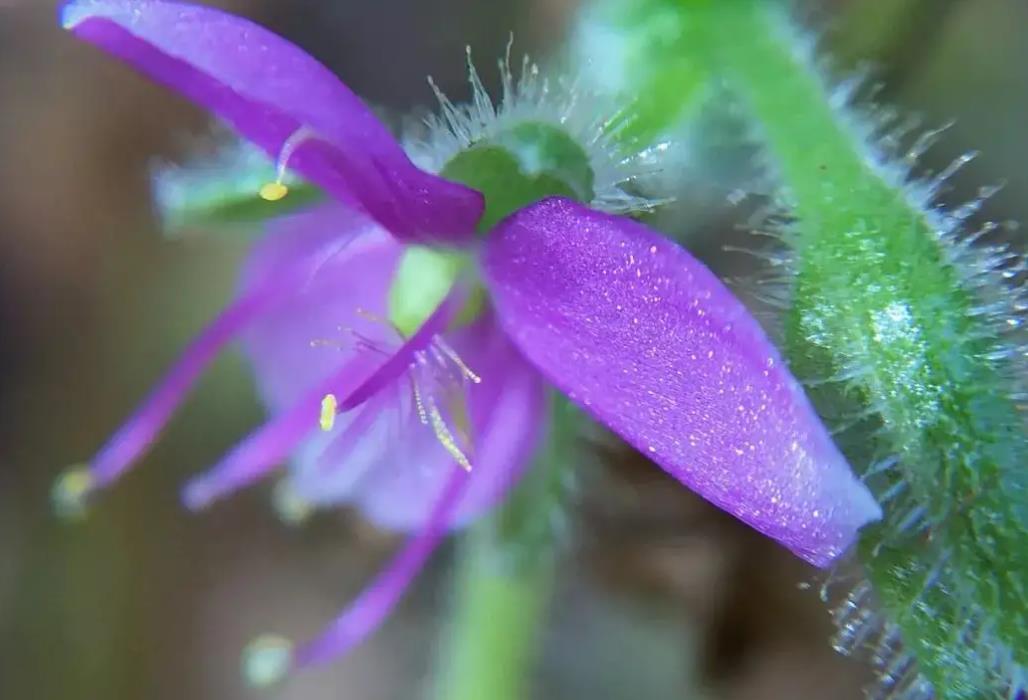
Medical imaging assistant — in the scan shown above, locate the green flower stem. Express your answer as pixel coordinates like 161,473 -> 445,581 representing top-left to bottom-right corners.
679,2 -> 1026,696
434,517 -> 556,700
435,394 -> 575,700
431,121 -> 592,699
573,0 -> 711,146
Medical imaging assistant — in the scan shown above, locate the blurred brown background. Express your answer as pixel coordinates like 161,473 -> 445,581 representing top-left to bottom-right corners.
1,1 -> 1025,698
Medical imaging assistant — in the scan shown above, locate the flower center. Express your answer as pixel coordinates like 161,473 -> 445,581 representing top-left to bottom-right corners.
408,335 -> 481,471
318,310 -> 482,471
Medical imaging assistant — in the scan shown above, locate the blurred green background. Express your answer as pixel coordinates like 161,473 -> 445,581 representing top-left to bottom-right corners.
0,1 -> 1025,698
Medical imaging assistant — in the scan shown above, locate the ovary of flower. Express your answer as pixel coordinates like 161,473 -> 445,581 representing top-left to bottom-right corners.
319,393 -> 338,432
258,126 -> 318,202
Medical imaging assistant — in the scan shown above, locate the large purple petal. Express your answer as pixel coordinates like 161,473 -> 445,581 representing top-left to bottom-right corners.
62,0 -> 483,244
483,197 -> 881,567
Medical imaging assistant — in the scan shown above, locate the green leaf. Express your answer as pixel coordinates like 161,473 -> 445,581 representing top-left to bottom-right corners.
152,136 -> 323,236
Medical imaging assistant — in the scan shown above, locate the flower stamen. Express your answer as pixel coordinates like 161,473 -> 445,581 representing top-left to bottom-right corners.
411,374 -> 429,425
271,479 -> 314,526
433,337 -> 482,384
313,297 -> 481,472
426,394 -> 473,472
408,339 -> 480,471
258,126 -> 317,202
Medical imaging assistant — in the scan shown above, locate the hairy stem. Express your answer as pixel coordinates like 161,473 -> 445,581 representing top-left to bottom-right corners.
690,2 -> 1026,697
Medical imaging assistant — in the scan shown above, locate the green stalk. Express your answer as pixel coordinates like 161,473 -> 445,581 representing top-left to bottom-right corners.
433,500 -> 556,700
684,2 -> 1026,697
434,394 -> 575,700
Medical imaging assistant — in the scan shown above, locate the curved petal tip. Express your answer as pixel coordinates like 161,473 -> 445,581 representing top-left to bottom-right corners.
60,0 -> 483,244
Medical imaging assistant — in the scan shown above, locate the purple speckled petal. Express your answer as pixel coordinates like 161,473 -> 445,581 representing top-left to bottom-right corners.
293,468 -> 469,668
62,0 -> 483,244
483,197 -> 881,567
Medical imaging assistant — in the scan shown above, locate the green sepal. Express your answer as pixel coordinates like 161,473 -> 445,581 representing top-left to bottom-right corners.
441,121 -> 594,232
153,138 -> 324,236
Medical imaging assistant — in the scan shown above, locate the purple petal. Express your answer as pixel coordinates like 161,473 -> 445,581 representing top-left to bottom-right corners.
293,468 -> 469,668
483,197 -> 881,567
79,204 -> 374,494
186,253 -> 461,509
238,207 -> 402,410
62,0 -> 483,244
181,351 -> 379,510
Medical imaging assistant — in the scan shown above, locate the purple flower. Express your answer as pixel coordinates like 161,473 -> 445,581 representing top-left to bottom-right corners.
59,0 -> 881,679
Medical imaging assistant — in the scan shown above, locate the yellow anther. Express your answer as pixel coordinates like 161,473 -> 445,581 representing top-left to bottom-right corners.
319,393 -> 338,432
52,465 -> 94,521
427,398 -> 473,472
259,181 -> 290,202
258,126 -> 317,203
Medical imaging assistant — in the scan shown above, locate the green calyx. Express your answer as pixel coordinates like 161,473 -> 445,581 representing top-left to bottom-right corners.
441,121 -> 596,232
153,137 -> 323,237
389,120 -> 597,334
